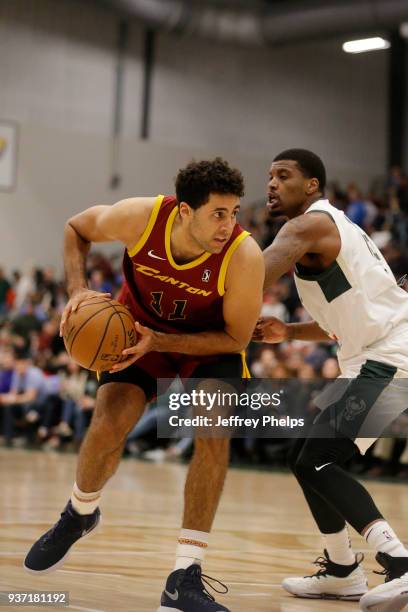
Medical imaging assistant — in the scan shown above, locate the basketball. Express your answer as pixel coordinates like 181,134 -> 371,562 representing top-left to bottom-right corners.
63,298 -> 137,371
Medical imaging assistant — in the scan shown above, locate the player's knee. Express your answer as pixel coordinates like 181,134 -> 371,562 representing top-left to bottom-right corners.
91,408 -> 135,445
293,445 -> 336,485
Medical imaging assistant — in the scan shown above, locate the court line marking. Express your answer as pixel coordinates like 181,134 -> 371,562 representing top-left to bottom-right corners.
60,569 -> 121,578
0,521 -> 322,535
228,583 -> 281,587
0,548 -> 373,555
69,606 -> 105,612
239,592 -> 275,596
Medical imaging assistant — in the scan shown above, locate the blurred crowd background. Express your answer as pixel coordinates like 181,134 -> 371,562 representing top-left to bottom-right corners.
1,166 -> 408,478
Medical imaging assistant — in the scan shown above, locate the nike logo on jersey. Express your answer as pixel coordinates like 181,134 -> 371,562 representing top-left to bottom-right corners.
165,589 -> 179,601
315,462 -> 333,472
148,249 -> 166,261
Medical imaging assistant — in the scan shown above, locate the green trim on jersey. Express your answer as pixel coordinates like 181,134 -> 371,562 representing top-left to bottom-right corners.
295,259 -> 352,303
306,209 -> 336,223
359,360 -> 397,379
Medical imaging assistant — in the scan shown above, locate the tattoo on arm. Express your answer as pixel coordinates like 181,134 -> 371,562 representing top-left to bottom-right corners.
264,223 -> 308,289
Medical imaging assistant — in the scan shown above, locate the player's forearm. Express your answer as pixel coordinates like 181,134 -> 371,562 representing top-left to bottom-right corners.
153,329 -> 245,356
287,321 -> 331,342
263,252 -> 290,291
64,222 -> 91,297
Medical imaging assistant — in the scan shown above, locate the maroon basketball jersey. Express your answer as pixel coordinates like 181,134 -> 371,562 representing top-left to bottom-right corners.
117,195 -> 249,334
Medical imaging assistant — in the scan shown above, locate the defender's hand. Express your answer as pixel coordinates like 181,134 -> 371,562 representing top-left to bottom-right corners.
252,316 -> 289,343
109,322 -> 158,373
60,289 -> 111,336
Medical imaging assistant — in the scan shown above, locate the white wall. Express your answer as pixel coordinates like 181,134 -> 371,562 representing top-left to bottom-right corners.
0,0 -> 390,272
0,0 -> 118,134
152,33 -> 388,179
0,123 -> 275,273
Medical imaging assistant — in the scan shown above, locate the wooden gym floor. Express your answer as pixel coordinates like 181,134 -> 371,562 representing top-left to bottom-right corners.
1,448 -> 407,611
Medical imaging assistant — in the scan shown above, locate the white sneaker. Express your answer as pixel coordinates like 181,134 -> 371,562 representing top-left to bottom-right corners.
360,552 -> 408,611
282,549 -> 368,601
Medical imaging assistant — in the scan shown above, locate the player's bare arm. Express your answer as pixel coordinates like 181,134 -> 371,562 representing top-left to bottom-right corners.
112,237 -> 265,370
264,212 -> 340,289
253,316 -> 332,343
60,197 -> 156,334
258,212 -> 340,344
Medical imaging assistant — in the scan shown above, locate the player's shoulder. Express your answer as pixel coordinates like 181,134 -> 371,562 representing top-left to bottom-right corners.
111,196 -> 159,217
227,233 -> 264,280
231,232 -> 262,261
285,208 -> 336,238
95,196 -> 163,248
111,194 -> 175,224
223,234 -> 264,293
114,195 -> 161,230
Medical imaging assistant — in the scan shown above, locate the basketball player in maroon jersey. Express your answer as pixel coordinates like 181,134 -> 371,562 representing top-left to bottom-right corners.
25,158 -> 264,612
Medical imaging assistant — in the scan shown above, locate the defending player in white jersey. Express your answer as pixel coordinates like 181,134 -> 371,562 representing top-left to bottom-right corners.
254,149 -> 408,612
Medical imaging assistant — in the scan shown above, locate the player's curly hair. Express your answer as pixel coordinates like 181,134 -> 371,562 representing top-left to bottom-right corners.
175,157 -> 245,209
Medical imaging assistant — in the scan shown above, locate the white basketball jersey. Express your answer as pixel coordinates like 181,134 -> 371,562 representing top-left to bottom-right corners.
294,199 -> 408,369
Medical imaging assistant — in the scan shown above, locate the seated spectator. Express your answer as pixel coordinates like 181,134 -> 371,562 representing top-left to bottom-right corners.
261,287 -> 289,321
346,184 -> 367,228
0,267 -> 11,318
0,346 -> 46,446
251,347 -> 277,378
0,347 -> 15,393
89,269 -> 113,294
44,365 -> 96,449
36,363 -> 63,442
12,266 -> 34,313
321,357 -> 340,378
10,300 -> 42,350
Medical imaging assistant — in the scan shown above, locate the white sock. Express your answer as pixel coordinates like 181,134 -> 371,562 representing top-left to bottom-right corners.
365,520 -> 408,557
175,529 -> 209,570
323,526 -> 356,566
70,482 -> 101,515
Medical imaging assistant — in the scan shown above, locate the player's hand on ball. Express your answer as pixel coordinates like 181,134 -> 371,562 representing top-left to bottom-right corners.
252,316 -> 288,343
110,321 -> 157,372
60,289 -> 111,336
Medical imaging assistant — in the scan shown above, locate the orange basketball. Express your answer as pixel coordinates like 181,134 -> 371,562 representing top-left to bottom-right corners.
63,298 -> 137,371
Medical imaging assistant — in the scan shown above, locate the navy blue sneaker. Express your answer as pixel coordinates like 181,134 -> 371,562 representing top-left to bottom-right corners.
24,500 -> 100,574
158,563 -> 230,611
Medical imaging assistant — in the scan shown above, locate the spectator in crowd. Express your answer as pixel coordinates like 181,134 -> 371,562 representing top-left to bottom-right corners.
89,269 -> 113,295
10,301 -> 42,349
0,267 -> 11,318
346,184 -> 367,228
12,266 -> 35,313
0,347 -> 15,393
42,364 -> 97,450
261,286 -> 289,321
0,347 -> 46,446
35,266 -> 58,310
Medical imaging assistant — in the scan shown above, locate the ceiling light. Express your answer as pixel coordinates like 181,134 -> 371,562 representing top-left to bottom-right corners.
342,37 -> 390,54
400,23 -> 408,39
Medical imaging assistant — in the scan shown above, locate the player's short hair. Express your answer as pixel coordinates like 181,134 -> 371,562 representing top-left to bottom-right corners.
175,157 -> 245,209
273,148 -> 326,192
